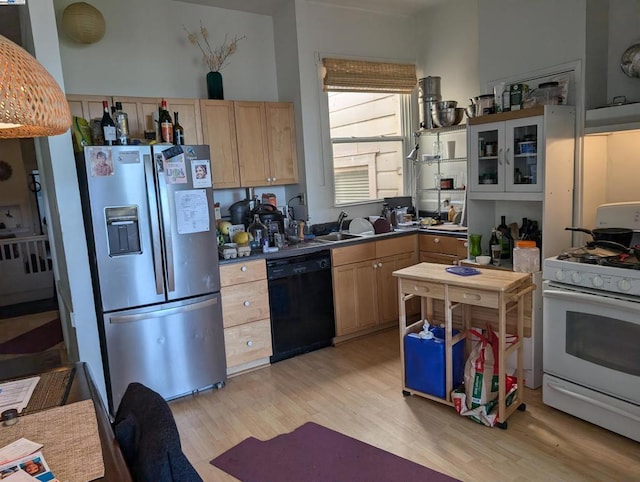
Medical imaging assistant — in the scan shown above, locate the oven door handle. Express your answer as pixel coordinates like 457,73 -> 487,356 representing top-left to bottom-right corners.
543,286 -> 639,311
547,381 -> 640,423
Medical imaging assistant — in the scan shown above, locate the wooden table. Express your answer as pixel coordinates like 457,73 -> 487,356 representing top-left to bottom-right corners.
393,262 -> 534,427
0,362 -> 132,481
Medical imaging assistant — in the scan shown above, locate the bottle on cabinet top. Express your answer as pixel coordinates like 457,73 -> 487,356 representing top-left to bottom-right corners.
114,102 -> 130,145
173,112 -> 184,145
101,100 -> 116,146
159,99 -> 173,144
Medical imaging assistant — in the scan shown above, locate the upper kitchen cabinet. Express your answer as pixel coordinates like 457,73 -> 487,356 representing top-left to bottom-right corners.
201,100 -> 240,189
68,95 -> 203,145
67,94 -> 106,123
235,101 -> 298,187
468,106 -> 574,201
112,97 -> 203,145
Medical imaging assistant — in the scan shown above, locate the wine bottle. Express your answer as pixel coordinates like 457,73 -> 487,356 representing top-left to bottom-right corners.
114,102 -> 130,145
173,111 -> 185,145
497,215 -> 511,259
101,100 -> 116,146
159,99 -> 173,144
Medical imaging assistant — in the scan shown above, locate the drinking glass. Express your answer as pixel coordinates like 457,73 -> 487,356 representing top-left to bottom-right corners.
469,234 -> 482,261
491,244 -> 502,266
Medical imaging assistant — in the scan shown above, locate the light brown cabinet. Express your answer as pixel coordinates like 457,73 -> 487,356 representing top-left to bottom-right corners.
235,101 -> 298,187
67,94 -> 203,145
68,94 -> 298,189
419,234 -> 467,265
332,235 -> 418,340
200,100 -> 240,188
219,259 -> 273,375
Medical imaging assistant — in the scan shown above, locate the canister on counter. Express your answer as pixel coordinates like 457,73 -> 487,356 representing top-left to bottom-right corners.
510,83 -> 528,111
513,240 -> 540,273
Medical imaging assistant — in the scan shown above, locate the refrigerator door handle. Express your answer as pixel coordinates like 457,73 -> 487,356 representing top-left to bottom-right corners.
157,169 -> 175,293
144,153 -> 164,295
108,296 -> 219,324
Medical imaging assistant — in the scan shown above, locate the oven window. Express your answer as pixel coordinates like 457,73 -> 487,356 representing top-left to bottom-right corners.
566,312 -> 640,376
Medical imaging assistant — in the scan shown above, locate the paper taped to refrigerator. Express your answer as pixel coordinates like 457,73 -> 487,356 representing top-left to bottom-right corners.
175,189 -> 210,234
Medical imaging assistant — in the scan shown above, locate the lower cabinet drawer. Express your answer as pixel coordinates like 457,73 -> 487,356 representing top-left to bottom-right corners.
221,279 -> 270,328
224,318 -> 273,367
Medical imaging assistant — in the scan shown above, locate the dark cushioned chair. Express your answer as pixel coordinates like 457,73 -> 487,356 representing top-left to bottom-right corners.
114,382 -> 202,482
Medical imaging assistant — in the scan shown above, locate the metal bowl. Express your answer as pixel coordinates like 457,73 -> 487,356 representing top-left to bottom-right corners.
432,107 -> 464,127
435,100 -> 458,110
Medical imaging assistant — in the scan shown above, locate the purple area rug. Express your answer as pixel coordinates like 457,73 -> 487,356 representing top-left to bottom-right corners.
0,318 -> 63,354
211,422 -> 460,482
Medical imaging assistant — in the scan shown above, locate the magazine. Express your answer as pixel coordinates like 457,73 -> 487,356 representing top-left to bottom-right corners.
0,451 -> 58,482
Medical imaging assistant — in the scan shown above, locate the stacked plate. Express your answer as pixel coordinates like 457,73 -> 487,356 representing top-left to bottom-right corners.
349,217 -> 374,235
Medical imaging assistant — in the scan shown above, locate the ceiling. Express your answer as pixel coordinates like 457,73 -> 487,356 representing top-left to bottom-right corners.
173,0 -> 445,16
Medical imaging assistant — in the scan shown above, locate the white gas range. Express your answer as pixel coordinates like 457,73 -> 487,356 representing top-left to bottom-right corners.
542,202 -> 640,443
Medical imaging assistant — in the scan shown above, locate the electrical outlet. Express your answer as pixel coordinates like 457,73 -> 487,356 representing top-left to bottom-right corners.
299,193 -> 306,205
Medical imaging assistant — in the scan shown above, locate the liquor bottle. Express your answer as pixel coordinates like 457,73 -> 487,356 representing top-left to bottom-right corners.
247,214 -> 268,254
159,99 -> 173,144
101,100 -> 116,146
114,102 -> 130,145
519,217 -> 529,240
497,215 -> 511,259
173,111 -> 185,145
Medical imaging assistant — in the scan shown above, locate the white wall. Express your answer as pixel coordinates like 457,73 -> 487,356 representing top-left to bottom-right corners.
54,0 -> 278,101
293,0 -> 418,224
477,0 -> 587,90
415,0 -> 479,103
25,1 -> 106,396
607,0 -> 640,104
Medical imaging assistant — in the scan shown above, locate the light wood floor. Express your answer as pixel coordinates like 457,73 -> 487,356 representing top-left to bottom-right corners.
170,328 -> 640,482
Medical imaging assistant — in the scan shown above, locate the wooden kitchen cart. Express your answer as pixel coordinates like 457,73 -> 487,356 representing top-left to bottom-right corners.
393,262 -> 534,428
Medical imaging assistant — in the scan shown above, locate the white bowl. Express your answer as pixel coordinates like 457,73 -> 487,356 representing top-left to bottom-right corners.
476,255 -> 492,265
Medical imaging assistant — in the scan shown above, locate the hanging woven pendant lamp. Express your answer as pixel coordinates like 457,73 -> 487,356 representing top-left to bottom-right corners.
0,34 -> 71,138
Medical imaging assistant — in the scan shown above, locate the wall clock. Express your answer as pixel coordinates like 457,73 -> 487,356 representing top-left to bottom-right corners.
0,160 -> 12,181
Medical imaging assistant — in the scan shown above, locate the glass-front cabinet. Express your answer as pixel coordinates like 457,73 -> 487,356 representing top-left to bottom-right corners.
469,115 -> 543,193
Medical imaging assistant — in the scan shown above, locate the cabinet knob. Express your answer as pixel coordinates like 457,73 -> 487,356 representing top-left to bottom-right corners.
246,340 -> 253,347
464,241 -> 468,247
373,262 -> 378,269
241,265 -> 247,272
243,300 -> 250,307
434,238 -> 440,244
378,262 -> 383,268
272,177 -> 277,182
267,177 -> 272,182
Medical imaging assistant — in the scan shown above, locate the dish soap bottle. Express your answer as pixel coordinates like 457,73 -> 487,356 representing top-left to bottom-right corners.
448,204 -> 456,223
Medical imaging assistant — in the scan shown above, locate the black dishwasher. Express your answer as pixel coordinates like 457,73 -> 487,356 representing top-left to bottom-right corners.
267,250 -> 335,363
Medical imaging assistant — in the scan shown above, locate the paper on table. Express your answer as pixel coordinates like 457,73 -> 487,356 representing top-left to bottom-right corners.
0,377 -> 39,413
0,438 -> 43,466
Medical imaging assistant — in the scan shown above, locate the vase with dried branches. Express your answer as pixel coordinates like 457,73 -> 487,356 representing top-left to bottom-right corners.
184,23 -> 246,100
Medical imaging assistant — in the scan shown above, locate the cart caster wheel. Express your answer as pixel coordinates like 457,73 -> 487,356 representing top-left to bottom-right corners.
517,403 -> 527,412
402,390 -> 411,397
214,381 -> 225,390
496,421 -> 508,430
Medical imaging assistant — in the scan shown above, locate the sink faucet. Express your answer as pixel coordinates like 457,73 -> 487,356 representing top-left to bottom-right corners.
337,211 -> 348,233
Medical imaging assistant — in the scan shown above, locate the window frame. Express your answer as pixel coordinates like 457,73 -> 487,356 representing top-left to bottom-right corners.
317,57 -> 417,208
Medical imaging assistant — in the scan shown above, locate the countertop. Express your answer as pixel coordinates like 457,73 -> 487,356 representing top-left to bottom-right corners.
218,226 -> 467,265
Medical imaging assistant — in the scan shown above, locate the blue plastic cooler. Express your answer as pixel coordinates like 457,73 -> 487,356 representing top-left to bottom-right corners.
404,327 -> 464,398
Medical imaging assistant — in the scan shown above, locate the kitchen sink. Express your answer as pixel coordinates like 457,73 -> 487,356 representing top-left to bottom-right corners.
314,232 -> 362,242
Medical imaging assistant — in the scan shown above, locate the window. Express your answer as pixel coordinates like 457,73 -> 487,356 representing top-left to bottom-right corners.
322,58 -> 416,206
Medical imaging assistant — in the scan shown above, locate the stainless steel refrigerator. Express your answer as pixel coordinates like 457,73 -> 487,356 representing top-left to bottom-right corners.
76,144 -> 226,413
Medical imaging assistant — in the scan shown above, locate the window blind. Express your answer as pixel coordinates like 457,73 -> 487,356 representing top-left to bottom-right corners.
322,58 -> 417,94
335,168 -> 370,204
